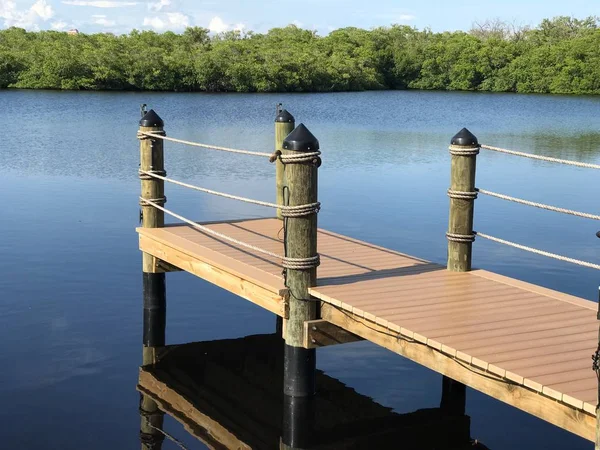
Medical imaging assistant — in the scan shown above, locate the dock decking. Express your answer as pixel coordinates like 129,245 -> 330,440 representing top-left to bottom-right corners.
138,217 -> 598,441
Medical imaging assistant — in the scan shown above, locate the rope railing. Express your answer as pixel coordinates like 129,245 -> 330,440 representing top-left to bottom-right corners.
476,188 -> 600,221
139,170 -> 320,217
137,131 -> 321,164
474,232 -> 600,271
138,131 -> 274,158
140,197 -> 320,270
480,144 -> 600,170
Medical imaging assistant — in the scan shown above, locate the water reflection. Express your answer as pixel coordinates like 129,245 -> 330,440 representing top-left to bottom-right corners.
136,333 -> 489,450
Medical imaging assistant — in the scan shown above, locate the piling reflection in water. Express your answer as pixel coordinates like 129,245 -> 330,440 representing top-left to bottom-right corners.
136,333 -> 490,450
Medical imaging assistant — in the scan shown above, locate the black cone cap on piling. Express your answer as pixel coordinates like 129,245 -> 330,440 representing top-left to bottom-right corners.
140,109 -> 164,127
451,128 -> 478,146
275,109 -> 295,123
283,123 -> 319,152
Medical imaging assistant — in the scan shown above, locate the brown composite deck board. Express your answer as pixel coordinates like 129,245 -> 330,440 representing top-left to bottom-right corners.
137,217 -> 599,435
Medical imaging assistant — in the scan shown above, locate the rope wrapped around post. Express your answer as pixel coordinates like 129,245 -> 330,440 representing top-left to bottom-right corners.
447,128 -> 479,272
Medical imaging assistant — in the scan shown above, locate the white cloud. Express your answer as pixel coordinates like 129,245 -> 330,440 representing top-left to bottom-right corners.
62,1 -> 138,7
208,16 -> 227,33
95,17 -> 115,26
143,15 -> 163,29
51,20 -> 68,30
148,0 -> 170,12
0,0 -> 55,29
143,12 -> 188,30
208,16 -> 245,33
30,0 -> 53,19
92,14 -> 105,17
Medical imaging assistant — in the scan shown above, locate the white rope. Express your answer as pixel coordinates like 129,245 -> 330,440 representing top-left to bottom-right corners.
481,144 -> 600,169
475,232 -> 600,271
279,151 -> 322,164
138,131 -> 274,158
140,198 -> 319,270
477,188 -> 600,221
139,170 -> 320,217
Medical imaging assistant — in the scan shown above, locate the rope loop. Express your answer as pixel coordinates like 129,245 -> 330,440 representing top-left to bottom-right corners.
281,202 -> 321,217
140,196 -> 167,206
446,232 -> 476,243
449,145 -> 480,156
139,169 -> 167,180
282,255 -> 320,270
447,189 -> 478,200
280,151 -> 322,165
137,130 -> 166,140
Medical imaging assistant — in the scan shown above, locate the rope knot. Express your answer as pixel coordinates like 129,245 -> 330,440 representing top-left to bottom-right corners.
137,130 -> 166,140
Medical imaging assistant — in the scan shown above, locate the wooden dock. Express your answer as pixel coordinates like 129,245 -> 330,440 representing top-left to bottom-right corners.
136,107 -> 600,448
139,218 -> 598,441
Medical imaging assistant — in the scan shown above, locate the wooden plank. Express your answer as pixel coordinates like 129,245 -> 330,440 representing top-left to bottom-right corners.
303,319 -> 364,349
320,303 -> 596,442
139,233 -> 287,318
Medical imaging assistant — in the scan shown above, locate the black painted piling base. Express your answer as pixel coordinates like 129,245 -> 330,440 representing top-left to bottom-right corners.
282,344 -> 316,449
143,272 -> 166,348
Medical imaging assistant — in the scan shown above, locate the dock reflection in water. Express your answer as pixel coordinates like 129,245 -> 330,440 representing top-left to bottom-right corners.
136,333 -> 489,450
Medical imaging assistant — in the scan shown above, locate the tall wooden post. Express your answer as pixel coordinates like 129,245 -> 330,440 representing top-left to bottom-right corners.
443,128 -> 480,416
139,108 -> 167,364
275,108 -> 295,220
139,109 -> 167,450
281,124 -> 320,450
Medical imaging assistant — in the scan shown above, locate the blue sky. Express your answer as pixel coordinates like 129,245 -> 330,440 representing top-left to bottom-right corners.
0,0 -> 597,34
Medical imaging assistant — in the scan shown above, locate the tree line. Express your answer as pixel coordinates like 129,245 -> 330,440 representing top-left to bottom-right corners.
0,16 -> 599,94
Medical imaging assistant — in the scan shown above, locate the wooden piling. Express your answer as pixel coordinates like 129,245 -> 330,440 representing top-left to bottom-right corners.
281,123 -> 320,350
275,108 -> 295,219
281,123 -> 320,448
447,128 -> 479,272
139,109 -> 168,450
443,128 -> 480,417
139,108 -> 167,366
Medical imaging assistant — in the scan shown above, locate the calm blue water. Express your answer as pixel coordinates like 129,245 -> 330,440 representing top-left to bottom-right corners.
1,89 -> 600,449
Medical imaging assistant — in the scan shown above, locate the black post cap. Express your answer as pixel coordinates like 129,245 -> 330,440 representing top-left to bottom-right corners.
451,128 -> 478,146
140,109 -> 164,127
275,109 -> 295,123
283,124 -> 319,152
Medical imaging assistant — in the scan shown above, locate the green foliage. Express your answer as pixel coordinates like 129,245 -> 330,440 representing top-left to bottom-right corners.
0,16 -> 599,94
